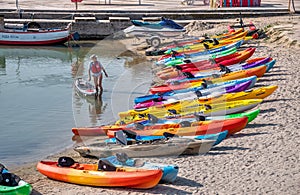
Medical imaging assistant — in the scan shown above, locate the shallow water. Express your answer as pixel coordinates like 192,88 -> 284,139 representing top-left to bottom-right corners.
0,40 -> 152,167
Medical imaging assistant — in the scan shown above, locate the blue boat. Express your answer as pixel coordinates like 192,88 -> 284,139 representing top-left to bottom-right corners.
134,76 -> 257,104
101,154 -> 179,183
105,131 -> 228,146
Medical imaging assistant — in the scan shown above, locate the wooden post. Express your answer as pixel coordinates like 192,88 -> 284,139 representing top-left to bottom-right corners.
75,2 -> 78,10
288,0 -> 291,12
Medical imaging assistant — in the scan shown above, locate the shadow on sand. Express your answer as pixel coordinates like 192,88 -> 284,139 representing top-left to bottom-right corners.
111,184 -> 194,194
211,146 -> 250,151
173,176 -> 203,188
263,98 -> 294,103
263,73 -> 291,77
31,189 -> 43,195
258,78 -> 286,82
231,132 -> 270,138
259,108 -> 277,114
246,123 -> 277,128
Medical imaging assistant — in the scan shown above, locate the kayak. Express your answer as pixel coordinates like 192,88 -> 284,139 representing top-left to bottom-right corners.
105,130 -> 228,146
164,47 -> 255,67
117,99 -> 262,124
157,56 -> 265,80
150,65 -> 266,94
156,46 -> 237,66
164,36 -> 246,55
74,138 -> 215,158
166,57 -> 273,81
37,160 -> 162,189
135,85 -> 277,109
160,29 -> 244,52
135,76 -> 258,104
71,109 -> 259,136
109,117 -> 248,138
135,80 -> 252,109
159,39 -> 243,60
101,154 -> 179,183
0,164 -> 32,195
0,181 -> 32,195
74,78 -> 96,96
162,47 -> 253,67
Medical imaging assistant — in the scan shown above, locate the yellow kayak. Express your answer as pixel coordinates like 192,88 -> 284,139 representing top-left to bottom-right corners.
117,99 -> 262,124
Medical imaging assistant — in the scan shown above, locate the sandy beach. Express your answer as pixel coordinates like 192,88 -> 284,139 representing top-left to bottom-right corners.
11,15 -> 300,194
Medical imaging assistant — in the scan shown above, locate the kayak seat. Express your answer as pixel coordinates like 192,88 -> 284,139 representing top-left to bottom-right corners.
58,156 -> 76,167
0,173 -> 20,187
70,163 -> 84,170
98,160 -> 117,171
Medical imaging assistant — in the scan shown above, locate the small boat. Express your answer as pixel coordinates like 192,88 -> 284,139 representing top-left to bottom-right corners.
134,76 -> 258,104
74,137 -> 215,158
71,109 -> 260,136
105,130 -> 228,146
108,117 -> 248,138
101,154 -> 179,183
117,99 -> 262,124
0,23 -> 71,46
0,163 -> 32,195
74,78 -> 96,96
37,159 -> 162,189
134,80 -> 253,109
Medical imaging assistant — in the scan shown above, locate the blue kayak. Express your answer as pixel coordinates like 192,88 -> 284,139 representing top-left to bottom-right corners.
101,155 -> 179,183
105,131 -> 228,146
134,76 -> 257,104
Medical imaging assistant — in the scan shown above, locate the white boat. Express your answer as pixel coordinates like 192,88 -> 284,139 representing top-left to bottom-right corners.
74,78 -> 97,96
0,23 -> 72,46
74,138 -> 214,158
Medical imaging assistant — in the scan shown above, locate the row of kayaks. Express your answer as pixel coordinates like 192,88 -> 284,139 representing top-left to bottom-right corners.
16,21 -> 279,191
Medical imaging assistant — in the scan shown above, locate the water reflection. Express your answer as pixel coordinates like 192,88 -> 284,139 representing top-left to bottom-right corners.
0,45 -> 88,166
0,40 -> 152,166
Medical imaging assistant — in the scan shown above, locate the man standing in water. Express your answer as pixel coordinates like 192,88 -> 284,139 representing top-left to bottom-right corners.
88,54 -> 108,96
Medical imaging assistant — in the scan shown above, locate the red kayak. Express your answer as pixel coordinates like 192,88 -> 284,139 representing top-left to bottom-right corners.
106,117 -> 248,138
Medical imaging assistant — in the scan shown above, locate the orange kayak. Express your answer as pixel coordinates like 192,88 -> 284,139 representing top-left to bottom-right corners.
37,161 -> 162,189
150,65 -> 267,94
107,117 -> 248,138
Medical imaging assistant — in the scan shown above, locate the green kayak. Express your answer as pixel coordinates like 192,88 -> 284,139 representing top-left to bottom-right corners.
223,109 -> 260,123
0,164 -> 32,195
0,181 -> 32,195
164,46 -> 237,66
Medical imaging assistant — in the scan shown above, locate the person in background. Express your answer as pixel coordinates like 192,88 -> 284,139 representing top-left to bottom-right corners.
88,54 -> 108,96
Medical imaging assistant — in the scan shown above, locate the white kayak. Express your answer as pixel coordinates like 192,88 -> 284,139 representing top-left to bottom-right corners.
74,78 -> 96,96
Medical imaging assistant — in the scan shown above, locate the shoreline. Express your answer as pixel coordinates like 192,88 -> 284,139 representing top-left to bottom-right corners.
11,16 -> 300,194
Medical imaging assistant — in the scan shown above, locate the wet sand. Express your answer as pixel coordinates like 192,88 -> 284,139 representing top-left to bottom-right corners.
13,15 -> 300,194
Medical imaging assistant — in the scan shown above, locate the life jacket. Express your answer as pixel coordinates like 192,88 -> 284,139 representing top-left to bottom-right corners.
91,61 -> 102,74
